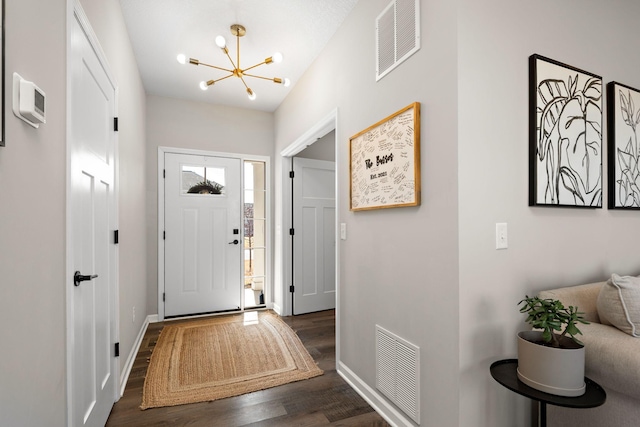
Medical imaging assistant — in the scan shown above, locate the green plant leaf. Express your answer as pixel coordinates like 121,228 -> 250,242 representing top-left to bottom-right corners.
519,296 -> 589,346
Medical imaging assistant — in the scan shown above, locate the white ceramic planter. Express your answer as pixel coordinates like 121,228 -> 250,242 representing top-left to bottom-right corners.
517,330 -> 586,397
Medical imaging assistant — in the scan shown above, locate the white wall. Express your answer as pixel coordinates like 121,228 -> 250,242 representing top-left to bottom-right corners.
79,0 -> 148,378
145,95 -> 274,314
458,0 -> 640,425
0,1 -> 147,425
0,1 -> 67,425
296,130 -> 335,162
275,1 -> 459,425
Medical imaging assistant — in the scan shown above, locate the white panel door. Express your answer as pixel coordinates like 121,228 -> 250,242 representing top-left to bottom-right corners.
164,153 -> 242,317
292,158 -> 336,314
69,10 -> 118,427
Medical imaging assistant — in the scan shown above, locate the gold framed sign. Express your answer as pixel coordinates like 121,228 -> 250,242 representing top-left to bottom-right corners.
349,102 -> 420,211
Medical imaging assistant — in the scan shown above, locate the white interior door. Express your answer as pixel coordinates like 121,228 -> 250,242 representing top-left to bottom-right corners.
292,157 -> 336,314
69,9 -> 118,427
164,153 -> 242,317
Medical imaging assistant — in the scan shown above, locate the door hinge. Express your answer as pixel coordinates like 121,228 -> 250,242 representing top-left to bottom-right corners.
289,171 -> 295,178
289,228 -> 295,236
114,117 -> 119,132
163,169 -> 166,179
114,342 -> 120,357
163,231 -> 166,240
289,285 -> 295,293
163,292 -> 166,302
114,230 -> 119,244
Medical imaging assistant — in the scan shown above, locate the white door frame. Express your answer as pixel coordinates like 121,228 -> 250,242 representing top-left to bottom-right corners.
157,147 -> 271,321
278,109 -> 339,341
65,0 -> 120,423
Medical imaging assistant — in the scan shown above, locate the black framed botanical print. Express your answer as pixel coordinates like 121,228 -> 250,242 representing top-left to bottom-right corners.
529,54 -> 603,208
607,81 -> 640,210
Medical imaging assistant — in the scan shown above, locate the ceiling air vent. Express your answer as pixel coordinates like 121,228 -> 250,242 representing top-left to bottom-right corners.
376,0 -> 420,81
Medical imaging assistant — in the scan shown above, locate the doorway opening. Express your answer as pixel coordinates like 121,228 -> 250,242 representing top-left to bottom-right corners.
157,148 -> 270,321
279,108 -> 339,317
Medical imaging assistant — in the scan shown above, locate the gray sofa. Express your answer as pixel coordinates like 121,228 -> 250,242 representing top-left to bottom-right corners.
538,280 -> 640,427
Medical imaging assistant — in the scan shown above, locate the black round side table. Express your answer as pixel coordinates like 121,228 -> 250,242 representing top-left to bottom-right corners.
490,359 -> 606,427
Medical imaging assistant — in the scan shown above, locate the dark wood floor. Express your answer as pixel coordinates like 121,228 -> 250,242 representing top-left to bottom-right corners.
106,309 -> 390,426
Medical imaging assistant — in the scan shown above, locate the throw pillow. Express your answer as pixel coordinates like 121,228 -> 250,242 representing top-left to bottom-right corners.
596,274 -> 640,337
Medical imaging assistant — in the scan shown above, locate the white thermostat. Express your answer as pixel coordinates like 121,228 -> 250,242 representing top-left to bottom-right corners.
13,73 -> 46,128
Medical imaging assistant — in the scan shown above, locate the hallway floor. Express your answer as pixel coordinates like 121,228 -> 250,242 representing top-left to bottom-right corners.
106,309 -> 389,426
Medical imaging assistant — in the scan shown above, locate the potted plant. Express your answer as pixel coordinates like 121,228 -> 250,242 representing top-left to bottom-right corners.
187,180 -> 224,194
517,296 -> 590,396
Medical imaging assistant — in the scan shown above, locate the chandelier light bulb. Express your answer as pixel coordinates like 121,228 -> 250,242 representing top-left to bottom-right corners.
199,81 -> 208,91
272,52 -> 283,63
283,78 -> 291,87
177,54 -> 187,64
247,88 -> 256,101
215,36 -> 227,49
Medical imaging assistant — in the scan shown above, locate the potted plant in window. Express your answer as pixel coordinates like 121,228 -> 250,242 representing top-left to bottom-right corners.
188,180 -> 224,194
517,296 -> 590,397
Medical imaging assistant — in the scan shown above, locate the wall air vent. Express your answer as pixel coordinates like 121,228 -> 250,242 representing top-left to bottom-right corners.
376,325 -> 420,424
376,0 -> 420,81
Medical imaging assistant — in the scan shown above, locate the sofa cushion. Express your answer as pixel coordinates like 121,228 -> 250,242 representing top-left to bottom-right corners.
580,322 -> 640,400
596,274 -> 640,337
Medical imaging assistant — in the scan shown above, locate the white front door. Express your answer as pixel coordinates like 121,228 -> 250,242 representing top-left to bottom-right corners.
292,157 -> 336,314
68,8 -> 118,427
164,153 -> 242,317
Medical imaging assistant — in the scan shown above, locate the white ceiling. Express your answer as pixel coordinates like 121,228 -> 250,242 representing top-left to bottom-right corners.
120,0 -> 359,112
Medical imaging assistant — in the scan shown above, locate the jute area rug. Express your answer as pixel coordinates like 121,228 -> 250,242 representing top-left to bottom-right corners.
140,311 -> 323,409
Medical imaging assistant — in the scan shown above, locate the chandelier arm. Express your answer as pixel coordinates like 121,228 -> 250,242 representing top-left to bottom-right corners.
221,48 -> 239,71
212,74 -> 235,83
197,62 -> 235,74
238,76 -> 252,90
243,61 -> 271,73
243,73 -> 281,82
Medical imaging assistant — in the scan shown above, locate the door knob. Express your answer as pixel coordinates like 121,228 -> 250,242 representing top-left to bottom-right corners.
228,239 -> 239,245
74,271 -> 98,287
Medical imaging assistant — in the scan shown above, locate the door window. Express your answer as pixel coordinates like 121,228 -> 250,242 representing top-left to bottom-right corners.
181,165 -> 226,195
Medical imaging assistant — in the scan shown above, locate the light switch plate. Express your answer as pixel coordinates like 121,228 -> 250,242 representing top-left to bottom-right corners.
496,223 -> 508,250
340,223 -> 347,240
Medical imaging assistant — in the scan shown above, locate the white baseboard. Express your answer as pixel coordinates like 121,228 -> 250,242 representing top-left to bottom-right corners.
119,314 -> 156,397
337,361 -> 415,427
272,302 -> 282,315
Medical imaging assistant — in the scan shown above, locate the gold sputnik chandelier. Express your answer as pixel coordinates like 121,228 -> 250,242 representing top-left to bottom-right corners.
177,24 -> 290,101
